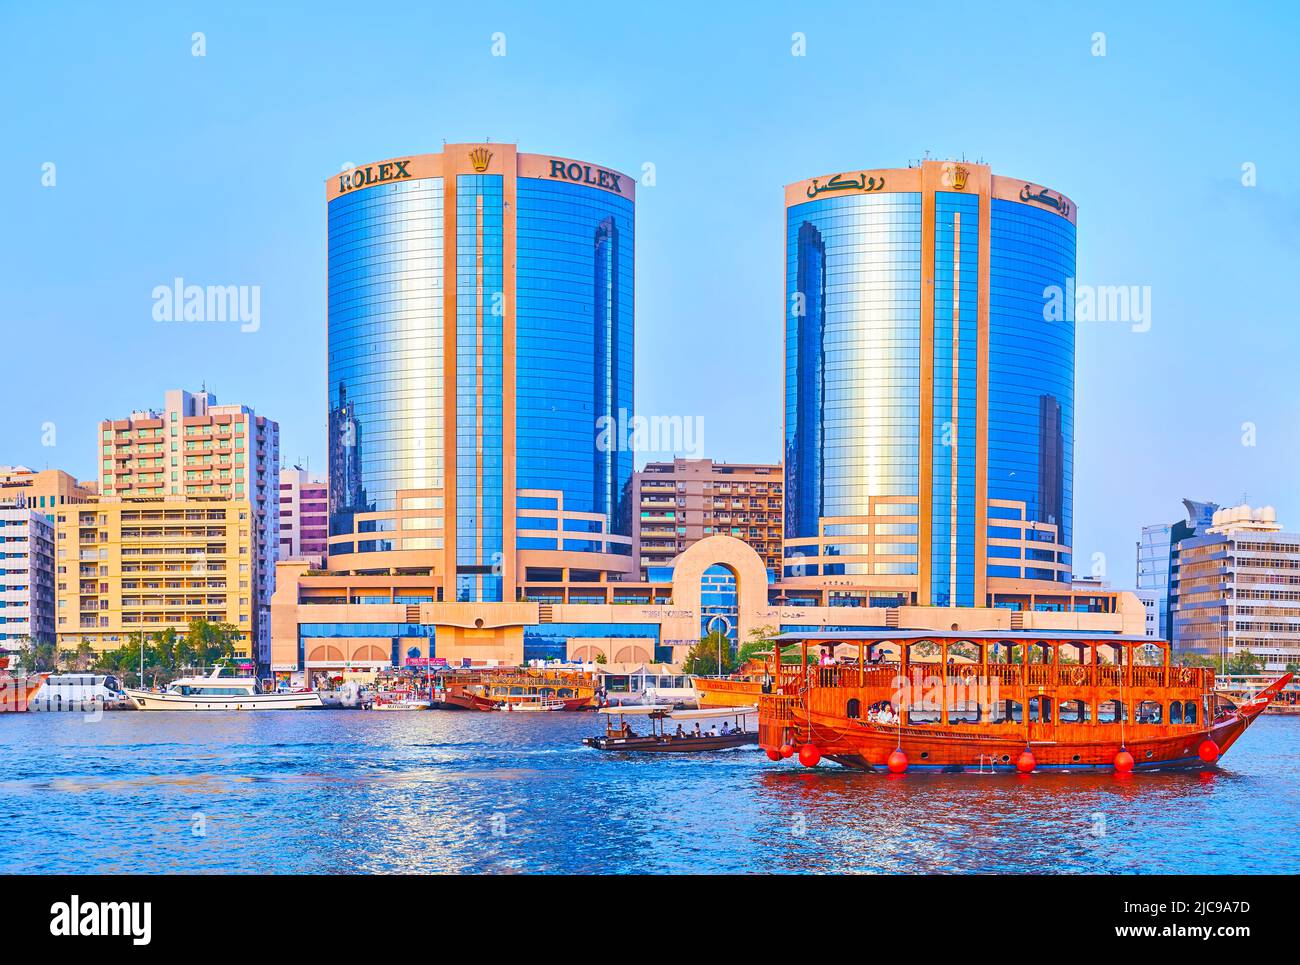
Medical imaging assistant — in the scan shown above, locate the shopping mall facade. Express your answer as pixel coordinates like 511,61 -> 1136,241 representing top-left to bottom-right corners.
270,149 -> 1139,675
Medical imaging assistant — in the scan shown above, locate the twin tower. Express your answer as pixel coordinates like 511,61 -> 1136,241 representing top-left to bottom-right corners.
325,145 -> 1076,608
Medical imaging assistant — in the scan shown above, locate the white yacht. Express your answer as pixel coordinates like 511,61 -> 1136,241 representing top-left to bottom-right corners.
125,666 -> 324,711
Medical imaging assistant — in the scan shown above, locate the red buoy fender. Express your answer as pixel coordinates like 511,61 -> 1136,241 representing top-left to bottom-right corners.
1016,750 -> 1036,773
765,748 -> 781,762
1113,749 -> 1135,773
1198,739 -> 1220,763
886,748 -> 908,774
779,743 -> 794,759
798,744 -> 822,768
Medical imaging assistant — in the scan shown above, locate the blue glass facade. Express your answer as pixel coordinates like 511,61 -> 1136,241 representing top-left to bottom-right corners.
988,199 -> 1075,582
785,167 -> 1076,598
516,178 -> 634,529
455,174 -> 505,602
785,193 -> 923,539
326,151 -> 634,597
930,192 -> 979,606
328,177 -> 444,546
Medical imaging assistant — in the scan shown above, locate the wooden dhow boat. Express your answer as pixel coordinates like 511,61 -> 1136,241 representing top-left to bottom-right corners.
435,668 -> 598,712
0,656 -> 48,713
757,631 -> 1291,773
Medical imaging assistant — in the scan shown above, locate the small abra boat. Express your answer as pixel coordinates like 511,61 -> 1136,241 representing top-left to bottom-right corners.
583,705 -> 759,752
0,657 -> 47,713
758,630 -> 1291,774
125,666 -> 323,711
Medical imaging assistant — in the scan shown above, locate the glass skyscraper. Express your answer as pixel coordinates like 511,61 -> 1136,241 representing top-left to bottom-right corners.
326,145 -> 634,602
784,160 -> 1077,607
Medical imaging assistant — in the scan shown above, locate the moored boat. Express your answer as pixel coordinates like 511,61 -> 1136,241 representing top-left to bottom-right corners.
125,666 -> 324,711
435,668 -> 597,712
369,690 -> 432,710
692,675 -> 762,708
0,657 -> 47,713
757,630 -> 1291,773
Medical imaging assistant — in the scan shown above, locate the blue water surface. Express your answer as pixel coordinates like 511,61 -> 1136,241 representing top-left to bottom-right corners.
1,711 -> 1294,874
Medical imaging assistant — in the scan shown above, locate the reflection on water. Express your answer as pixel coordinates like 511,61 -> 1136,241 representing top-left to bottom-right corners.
1,711 -> 1294,874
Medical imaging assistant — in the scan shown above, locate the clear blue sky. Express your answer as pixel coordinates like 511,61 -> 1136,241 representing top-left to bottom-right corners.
3,1 -> 1297,587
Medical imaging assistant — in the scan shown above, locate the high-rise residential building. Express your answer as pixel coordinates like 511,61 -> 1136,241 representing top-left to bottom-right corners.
0,466 -> 95,519
783,160 -> 1077,609
279,468 -> 327,567
54,501 -> 256,659
1136,498 -> 1219,641
93,389 -> 279,659
1172,504 -> 1300,672
0,507 -> 56,648
325,143 -> 634,603
630,460 -> 783,578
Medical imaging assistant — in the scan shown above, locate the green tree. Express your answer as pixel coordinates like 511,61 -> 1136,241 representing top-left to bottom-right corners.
1176,652 -> 1217,669
25,637 -> 58,673
736,624 -> 778,666
1226,650 -> 1263,675
682,631 -> 737,676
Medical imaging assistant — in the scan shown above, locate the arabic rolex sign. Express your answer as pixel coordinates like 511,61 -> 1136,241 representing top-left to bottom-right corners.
337,160 -> 412,195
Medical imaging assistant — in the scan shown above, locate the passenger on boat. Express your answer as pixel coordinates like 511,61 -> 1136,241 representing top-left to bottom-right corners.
707,725 -> 718,737
674,724 -> 685,738
693,723 -> 702,737
720,722 -> 731,735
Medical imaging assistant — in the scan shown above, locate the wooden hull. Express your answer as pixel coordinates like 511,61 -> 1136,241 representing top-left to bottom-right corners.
437,689 -> 593,712
764,700 -> 1267,773
691,677 -> 761,707
583,732 -> 756,752
0,674 -> 48,712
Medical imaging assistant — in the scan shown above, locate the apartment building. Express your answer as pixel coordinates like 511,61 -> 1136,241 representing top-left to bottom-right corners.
278,468 -> 327,567
54,501 -> 256,660
631,460 -> 783,578
95,389 -> 279,660
0,508 -> 56,648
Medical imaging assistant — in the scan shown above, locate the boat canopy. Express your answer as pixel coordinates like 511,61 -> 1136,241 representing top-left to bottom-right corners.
668,705 -> 758,720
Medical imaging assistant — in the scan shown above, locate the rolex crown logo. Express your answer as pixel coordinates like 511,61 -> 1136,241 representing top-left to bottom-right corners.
469,147 -> 493,173
952,165 -> 970,190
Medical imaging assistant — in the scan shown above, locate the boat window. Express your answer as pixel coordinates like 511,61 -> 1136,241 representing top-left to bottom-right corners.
907,708 -> 940,724
1098,699 -> 1127,723
1060,699 -> 1090,722
1184,701 -> 1197,724
990,699 -> 1022,724
1029,696 -> 1052,722
846,698 -> 860,719
947,703 -> 980,723
1169,701 -> 1183,724
1137,700 -> 1162,724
